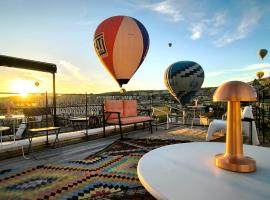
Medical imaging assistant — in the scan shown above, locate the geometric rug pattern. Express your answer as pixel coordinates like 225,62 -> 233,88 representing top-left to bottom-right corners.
0,138 -> 189,199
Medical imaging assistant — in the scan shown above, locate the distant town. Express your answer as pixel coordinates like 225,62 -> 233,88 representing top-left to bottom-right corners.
0,77 -> 269,116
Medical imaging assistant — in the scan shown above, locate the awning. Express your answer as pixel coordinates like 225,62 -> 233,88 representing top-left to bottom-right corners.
0,55 -> 57,73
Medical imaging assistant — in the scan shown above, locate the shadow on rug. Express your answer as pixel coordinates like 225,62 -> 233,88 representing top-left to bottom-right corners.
0,138 -> 189,200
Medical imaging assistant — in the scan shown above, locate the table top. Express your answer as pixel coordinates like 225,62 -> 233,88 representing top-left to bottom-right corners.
0,126 -> 10,132
138,142 -> 270,200
0,115 -> 24,119
69,117 -> 88,122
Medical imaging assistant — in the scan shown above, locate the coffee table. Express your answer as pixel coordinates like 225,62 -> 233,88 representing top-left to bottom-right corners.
138,142 -> 270,200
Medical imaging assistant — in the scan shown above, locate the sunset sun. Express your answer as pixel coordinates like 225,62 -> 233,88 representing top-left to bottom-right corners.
10,80 -> 39,96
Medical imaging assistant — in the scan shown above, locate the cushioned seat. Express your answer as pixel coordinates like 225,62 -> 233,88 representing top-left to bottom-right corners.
107,116 -> 152,124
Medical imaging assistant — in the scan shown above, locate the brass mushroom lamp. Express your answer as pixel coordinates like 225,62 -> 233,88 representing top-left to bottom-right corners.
213,81 -> 257,172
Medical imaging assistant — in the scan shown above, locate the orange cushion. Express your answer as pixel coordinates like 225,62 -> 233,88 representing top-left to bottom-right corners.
123,100 -> 137,117
104,100 -> 124,119
107,116 -> 151,125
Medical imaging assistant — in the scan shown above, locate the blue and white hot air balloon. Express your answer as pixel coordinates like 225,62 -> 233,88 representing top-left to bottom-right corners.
164,61 -> 204,105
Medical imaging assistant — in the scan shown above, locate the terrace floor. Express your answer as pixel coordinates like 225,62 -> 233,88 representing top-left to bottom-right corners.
2,124 -> 269,199
0,125 -> 224,171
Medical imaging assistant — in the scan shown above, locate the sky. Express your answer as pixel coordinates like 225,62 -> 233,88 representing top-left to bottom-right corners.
0,0 -> 270,94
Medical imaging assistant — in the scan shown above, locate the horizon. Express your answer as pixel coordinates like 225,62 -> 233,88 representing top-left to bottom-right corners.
1,0 -> 270,94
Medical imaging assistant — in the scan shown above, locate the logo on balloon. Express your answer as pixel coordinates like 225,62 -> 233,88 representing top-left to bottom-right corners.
94,33 -> 108,58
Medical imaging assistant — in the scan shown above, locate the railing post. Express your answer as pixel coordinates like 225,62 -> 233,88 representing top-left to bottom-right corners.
262,89 -> 265,143
53,73 -> 57,126
85,92 -> 88,136
102,104 -> 105,137
45,91 -> 49,145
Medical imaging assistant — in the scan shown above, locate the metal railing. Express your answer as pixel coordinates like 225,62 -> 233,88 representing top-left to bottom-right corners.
0,92 -> 269,143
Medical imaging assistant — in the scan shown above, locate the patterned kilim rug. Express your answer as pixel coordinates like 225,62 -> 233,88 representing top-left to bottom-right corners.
0,138 -> 189,200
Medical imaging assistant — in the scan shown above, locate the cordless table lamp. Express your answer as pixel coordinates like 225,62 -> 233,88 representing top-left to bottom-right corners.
213,81 -> 257,172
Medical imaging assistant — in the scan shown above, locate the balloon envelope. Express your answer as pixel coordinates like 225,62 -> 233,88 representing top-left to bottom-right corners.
94,15 -> 150,87
120,88 -> 126,94
168,43 -> 172,47
164,61 -> 204,105
256,71 -> 264,79
258,49 -> 268,60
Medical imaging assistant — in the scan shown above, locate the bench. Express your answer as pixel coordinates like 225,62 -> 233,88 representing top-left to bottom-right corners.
103,100 -> 153,139
23,108 -> 61,153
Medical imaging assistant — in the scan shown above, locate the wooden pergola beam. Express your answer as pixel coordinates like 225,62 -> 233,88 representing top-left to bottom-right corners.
0,55 -> 57,73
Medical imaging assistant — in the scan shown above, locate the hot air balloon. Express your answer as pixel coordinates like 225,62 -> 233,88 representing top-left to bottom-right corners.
94,16 -> 150,90
168,43 -> 172,47
256,71 -> 264,79
120,88 -> 126,94
258,49 -> 268,60
164,61 -> 204,105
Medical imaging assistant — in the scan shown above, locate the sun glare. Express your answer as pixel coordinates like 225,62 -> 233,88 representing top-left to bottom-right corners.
10,80 -> 39,96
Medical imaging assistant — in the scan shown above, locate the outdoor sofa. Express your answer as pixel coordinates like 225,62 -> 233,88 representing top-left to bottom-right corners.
103,100 -> 153,139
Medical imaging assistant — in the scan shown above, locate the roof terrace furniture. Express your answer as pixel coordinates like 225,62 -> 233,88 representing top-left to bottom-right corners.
103,100 -> 153,139
23,107 -> 61,156
187,105 -> 205,128
69,117 -> 89,131
138,142 -> 270,200
206,106 -> 260,145
151,105 -> 185,130
0,115 -> 26,140
0,126 -> 11,145
199,106 -> 227,126
151,106 -> 171,130
199,110 -> 215,126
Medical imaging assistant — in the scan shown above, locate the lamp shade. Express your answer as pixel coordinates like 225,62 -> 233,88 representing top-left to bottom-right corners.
213,81 -> 257,102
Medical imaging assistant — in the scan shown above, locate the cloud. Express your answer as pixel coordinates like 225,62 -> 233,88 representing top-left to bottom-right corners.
206,62 -> 270,85
59,60 -> 87,81
212,12 -> 227,27
223,75 -> 252,83
238,62 -> 270,72
206,71 -> 228,77
0,67 -> 52,92
190,23 -> 203,40
55,60 -> 107,93
143,0 -> 183,22
190,12 -> 227,40
138,0 -> 268,46
214,7 -> 262,47
141,0 -> 228,41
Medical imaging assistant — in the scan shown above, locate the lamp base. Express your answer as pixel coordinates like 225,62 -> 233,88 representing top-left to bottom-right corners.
215,153 -> 256,173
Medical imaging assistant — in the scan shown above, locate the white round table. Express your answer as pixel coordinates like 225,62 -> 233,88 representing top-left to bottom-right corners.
138,142 -> 270,200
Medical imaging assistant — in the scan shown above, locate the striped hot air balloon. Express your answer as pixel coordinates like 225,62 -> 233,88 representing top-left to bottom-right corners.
164,61 -> 204,105
94,16 -> 150,88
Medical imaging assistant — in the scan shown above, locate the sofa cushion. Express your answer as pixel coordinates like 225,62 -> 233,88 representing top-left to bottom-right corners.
107,116 -> 151,125
123,100 -> 137,117
104,100 -> 124,119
